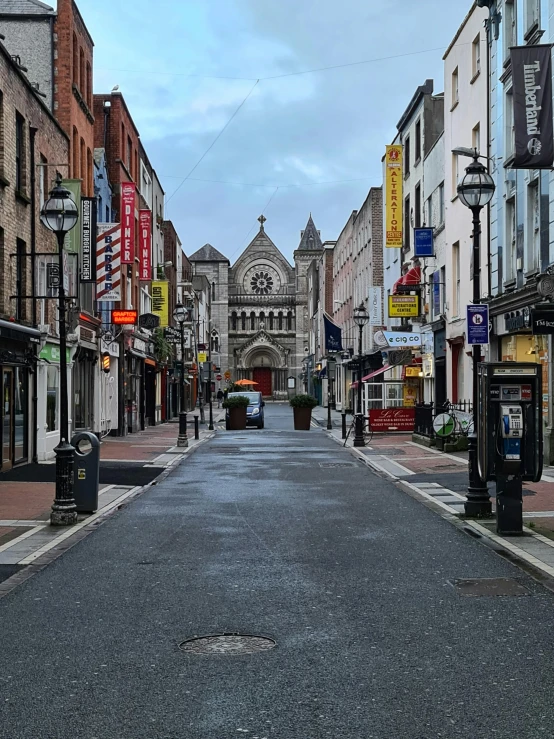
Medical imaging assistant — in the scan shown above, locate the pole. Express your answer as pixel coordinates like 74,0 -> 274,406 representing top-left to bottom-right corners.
465,208 -> 491,517
50,231 -> 77,526
326,367 -> 332,430
353,323 -> 365,447
208,338 -> 214,431
177,322 -> 188,447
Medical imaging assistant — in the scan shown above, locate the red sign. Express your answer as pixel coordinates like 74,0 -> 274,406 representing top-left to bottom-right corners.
139,210 -> 152,281
369,408 -> 415,432
216,374 -> 222,381
112,309 -> 138,325
120,182 -> 135,263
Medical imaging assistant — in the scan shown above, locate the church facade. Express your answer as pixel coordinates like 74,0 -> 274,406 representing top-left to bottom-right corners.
189,215 -> 324,398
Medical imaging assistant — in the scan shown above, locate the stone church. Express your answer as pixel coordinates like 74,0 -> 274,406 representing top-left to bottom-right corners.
189,215 -> 324,398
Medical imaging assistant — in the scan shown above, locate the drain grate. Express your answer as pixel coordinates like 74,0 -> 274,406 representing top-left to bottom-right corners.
179,633 -> 276,655
319,462 -> 357,468
450,578 -> 530,597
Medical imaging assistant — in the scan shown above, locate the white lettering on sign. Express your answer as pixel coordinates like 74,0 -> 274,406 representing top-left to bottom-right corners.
383,331 -> 421,347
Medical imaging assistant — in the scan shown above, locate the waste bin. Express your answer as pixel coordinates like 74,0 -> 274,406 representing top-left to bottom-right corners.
71,431 -> 100,513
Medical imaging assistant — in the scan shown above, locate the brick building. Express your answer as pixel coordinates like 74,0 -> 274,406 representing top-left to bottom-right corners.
0,39 -> 70,468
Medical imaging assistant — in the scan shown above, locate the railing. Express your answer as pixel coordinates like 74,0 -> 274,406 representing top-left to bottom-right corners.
414,399 -> 473,438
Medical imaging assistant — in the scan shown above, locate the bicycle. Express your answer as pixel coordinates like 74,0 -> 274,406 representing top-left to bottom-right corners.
433,403 -> 473,439
343,414 -> 373,446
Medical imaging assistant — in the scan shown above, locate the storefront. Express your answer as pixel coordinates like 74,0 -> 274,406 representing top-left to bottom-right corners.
126,335 -> 147,433
145,358 -> 157,426
0,321 -> 39,470
99,336 -> 119,437
36,341 -> 73,461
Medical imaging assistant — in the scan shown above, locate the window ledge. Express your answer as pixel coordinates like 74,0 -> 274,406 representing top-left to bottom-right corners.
450,100 -> 459,112
470,69 -> 481,85
0,172 -> 9,188
404,171 -> 410,180
451,194 -> 459,203
414,156 -> 421,168
15,189 -> 31,205
503,154 -> 516,169
524,21 -> 540,42
434,223 -> 445,237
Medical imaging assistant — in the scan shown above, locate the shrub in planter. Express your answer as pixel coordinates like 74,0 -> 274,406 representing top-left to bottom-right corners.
223,395 -> 249,430
289,394 -> 318,430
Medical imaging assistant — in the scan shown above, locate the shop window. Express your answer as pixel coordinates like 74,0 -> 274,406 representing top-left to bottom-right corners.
14,366 -> 27,462
74,352 -> 94,429
46,366 -> 58,432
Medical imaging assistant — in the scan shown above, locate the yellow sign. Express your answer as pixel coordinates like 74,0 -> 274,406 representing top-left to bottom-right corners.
403,385 -> 418,407
198,352 -> 207,363
405,367 -> 421,378
224,370 -> 231,380
388,295 -> 419,317
385,145 -> 403,248
152,281 -> 169,327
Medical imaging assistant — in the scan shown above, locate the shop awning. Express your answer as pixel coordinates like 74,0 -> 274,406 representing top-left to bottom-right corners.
351,365 -> 391,388
392,265 -> 422,294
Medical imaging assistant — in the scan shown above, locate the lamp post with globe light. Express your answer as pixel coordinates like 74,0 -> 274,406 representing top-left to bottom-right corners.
173,302 -> 188,447
40,173 -> 79,526
353,303 -> 369,447
455,148 -> 495,517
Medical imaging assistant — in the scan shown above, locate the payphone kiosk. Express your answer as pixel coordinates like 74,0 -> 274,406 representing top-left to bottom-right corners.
477,363 -> 543,535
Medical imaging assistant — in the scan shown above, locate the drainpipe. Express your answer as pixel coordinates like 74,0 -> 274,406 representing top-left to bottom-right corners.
30,124 -> 39,462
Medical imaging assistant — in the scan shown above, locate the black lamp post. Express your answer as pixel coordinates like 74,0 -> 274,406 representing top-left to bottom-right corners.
40,173 -> 79,526
457,149 -> 495,517
173,302 -> 188,447
353,303 -> 369,447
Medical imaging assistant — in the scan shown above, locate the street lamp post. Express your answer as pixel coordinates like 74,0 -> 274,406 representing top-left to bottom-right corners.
40,173 -> 79,526
456,148 -> 495,517
353,303 -> 369,447
173,303 -> 188,447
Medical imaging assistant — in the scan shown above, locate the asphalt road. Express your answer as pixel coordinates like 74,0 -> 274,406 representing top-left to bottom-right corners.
2,404 -> 554,737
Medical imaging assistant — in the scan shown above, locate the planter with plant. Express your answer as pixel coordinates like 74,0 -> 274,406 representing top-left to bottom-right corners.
289,394 -> 318,430
223,394 -> 250,430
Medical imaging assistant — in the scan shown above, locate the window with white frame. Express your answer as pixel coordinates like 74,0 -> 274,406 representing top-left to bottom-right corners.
505,87 -> 515,159
451,67 -> 459,107
504,1 -> 517,60
438,183 -> 445,225
472,34 -> 481,79
452,242 -> 460,316
452,154 -> 460,196
472,123 -> 481,155
527,180 -> 540,272
506,197 -> 516,281
140,161 -> 152,205
525,0 -> 540,33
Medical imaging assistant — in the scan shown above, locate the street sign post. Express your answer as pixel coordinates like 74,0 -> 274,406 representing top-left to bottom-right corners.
467,305 -> 489,345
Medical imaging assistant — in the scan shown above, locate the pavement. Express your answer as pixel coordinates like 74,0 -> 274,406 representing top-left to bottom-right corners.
0,409 -> 225,578
3,405 -> 554,736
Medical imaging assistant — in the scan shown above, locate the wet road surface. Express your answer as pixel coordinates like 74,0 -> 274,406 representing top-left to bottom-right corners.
2,404 -> 554,737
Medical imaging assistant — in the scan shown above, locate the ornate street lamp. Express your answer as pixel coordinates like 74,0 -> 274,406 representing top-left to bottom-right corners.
173,302 -> 188,446
353,303 -> 369,447
456,148 -> 495,517
40,173 -> 79,526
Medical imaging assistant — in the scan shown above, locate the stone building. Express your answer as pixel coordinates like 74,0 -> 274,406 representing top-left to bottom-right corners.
189,214 -> 324,398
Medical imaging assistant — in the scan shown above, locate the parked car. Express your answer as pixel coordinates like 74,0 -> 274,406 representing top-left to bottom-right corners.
225,392 -> 265,429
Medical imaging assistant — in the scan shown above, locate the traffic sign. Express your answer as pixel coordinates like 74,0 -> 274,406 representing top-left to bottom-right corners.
467,304 -> 489,345
224,370 -> 231,380
216,374 -> 222,381
198,352 -> 207,363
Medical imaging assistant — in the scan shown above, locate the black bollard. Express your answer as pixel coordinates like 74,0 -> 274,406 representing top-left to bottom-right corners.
177,411 -> 188,448
194,415 -> 200,440
341,413 -> 347,439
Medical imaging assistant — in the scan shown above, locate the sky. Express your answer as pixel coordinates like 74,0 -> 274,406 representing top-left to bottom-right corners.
76,0 -> 477,264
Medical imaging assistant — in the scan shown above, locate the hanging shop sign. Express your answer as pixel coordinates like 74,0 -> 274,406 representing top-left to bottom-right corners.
385,145 -> 403,248
139,210 -> 152,281
151,281 -> 169,327
80,197 -> 96,282
467,305 -> 489,345
323,313 -> 343,352
112,309 -> 138,325
388,295 -> 419,317
62,180 -> 81,254
405,366 -> 421,378
369,408 -> 415,432
138,312 -> 160,330
382,331 -> 421,347
96,223 -> 121,301
120,182 -> 136,263
532,306 -> 554,334
39,343 -> 71,363
510,45 -> 554,169
414,227 -> 434,258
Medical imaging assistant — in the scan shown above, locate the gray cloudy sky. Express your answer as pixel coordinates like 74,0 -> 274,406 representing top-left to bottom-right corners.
82,0 -> 476,263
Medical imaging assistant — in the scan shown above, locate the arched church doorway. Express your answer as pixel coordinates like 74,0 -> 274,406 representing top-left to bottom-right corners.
253,367 -> 272,397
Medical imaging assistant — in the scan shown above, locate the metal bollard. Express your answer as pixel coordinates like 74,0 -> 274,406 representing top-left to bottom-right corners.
71,431 -> 100,514
342,413 -> 347,440
177,411 -> 188,448
194,415 -> 200,440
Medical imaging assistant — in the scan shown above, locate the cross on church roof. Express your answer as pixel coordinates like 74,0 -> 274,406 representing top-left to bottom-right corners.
258,214 -> 267,230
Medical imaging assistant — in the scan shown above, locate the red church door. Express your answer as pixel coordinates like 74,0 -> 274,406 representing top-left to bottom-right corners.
253,367 -> 272,397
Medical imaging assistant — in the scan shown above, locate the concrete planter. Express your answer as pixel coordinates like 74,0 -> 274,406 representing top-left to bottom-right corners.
228,407 -> 247,430
293,407 -> 312,430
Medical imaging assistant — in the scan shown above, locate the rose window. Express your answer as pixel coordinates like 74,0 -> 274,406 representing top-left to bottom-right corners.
250,271 -> 274,295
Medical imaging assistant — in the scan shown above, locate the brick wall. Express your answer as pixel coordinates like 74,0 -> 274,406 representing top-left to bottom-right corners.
0,43 -> 69,326
54,0 -> 94,195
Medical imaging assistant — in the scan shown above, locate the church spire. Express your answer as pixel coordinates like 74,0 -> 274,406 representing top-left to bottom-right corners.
258,214 -> 267,232
298,214 -> 323,250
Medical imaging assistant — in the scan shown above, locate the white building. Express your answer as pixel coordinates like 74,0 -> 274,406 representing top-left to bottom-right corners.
443,1 -> 489,405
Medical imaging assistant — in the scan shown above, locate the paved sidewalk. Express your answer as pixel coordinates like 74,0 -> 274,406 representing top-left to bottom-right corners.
0,410 -> 224,576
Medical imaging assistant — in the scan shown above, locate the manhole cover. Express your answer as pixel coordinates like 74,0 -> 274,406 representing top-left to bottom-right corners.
179,633 -> 276,655
319,462 -> 357,468
450,578 -> 530,596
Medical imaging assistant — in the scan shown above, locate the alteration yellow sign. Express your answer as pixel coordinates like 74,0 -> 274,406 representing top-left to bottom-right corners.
385,145 -> 403,248
388,295 -> 419,317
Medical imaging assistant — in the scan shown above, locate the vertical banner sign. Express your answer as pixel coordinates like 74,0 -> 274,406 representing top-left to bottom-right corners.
120,182 -> 135,263
61,179 -> 81,254
369,286 -> 382,325
152,280 -> 169,327
510,45 -> 554,169
432,271 -> 441,317
80,197 -> 96,282
139,210 -> 152,281
323,313 -> 343,352
385,145 -> 403,247
96,223 -> 121,301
